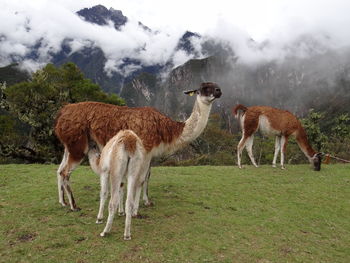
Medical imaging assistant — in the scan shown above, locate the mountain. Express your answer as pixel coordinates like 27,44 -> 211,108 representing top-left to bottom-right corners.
176,31 -> 201,56
124,43 -> 350,126
50,5 -> 202,95
77,5 -> 127,29
2,5 -> 350,122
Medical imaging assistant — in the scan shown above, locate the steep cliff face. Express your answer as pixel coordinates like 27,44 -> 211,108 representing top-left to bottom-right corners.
124,46 -> 350,120
120,72 -> 160,107
123,53 -> 234,119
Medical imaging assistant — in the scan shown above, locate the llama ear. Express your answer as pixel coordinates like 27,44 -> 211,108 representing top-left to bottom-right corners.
184,89 -> 198,96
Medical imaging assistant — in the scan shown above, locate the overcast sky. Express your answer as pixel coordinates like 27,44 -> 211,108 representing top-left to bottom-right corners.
1,0 -> 350,72
56,0 -> 350,42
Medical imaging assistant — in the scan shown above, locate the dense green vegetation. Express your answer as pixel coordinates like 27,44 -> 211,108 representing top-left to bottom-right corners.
0,63 -> 125,163
0,164 -> 349,262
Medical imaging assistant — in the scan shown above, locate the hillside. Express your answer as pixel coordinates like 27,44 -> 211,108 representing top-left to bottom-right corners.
0,64 -> 29,86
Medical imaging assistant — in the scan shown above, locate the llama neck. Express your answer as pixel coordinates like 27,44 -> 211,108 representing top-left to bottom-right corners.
149,97 -> 212,157
177,97 -> 212,145
296,126 -> 316,162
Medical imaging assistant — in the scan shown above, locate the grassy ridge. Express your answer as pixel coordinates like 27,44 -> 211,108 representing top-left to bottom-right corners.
0,164 -> 349,262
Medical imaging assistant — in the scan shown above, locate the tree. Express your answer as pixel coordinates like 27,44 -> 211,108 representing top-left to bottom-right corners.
301,109 -> 327,152
1,62 -> 125,163
332,113 -> 350,139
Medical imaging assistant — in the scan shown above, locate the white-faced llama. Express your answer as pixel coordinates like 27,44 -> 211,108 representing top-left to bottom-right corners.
232,104 -> 322,171
54,82 -> 222,212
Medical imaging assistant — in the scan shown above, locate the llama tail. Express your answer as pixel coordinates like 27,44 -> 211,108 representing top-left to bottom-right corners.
232,104 -> 248,119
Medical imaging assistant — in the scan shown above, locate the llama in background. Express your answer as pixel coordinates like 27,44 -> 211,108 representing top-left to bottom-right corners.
233,104 -> 322,171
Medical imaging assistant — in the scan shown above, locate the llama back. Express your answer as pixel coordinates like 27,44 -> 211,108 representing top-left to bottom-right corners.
242,106 -> 300,136
99,130 -> 144,172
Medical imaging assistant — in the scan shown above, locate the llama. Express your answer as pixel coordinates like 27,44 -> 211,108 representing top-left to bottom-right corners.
232,104 -> 322,171
85,83 -> 221,239
55,82 -> 222,211
88,130 -> 149,239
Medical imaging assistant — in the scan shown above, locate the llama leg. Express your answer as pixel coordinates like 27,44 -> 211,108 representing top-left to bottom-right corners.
142,167 -> 153,206
280,136 -> 288,169
237,135 -> 248,168
245,135 -> 258,167
60,154 -> 82,211
132,185 -> 142,217
100,153 -> 128,236
118,182 -> 125,216
133,160 -> 151,216
124,176 -> 136,240
100,176 -> 122,237
96,170 -> 109,224
272,136 -> 281,168
124,155 -> 145,240
57,149 -> 68,207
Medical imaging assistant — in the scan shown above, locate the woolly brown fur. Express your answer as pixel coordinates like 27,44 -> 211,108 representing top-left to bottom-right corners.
55,102 -> 185,160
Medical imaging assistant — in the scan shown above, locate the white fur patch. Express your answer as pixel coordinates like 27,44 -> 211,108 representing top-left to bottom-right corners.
240,115 -> 245,130
258,115 -> 281,136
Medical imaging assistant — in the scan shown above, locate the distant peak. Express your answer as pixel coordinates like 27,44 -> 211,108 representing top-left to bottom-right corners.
176,31 -> 201,54
77,5 -> 127,30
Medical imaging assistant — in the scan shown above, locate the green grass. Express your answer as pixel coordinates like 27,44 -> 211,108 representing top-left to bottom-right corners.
0,164 -> 349,263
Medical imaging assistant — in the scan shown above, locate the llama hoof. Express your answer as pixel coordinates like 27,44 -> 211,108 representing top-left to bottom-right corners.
132,213 -> 145,219
281,166 -> 286,170
59,199 -> 68,207
124,235 -> 131,241
144,201 -> 154,207
96,219 -> 103,224
71,207 -> 81,212
118,212 -> 125,216
272,165 -> 276,168
100,232 -> 107,237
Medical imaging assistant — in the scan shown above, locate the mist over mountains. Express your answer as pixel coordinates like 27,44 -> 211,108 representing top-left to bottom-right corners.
1,4 -> 350,121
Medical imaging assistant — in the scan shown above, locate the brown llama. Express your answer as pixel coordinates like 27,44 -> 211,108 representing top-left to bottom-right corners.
55,82 -> 222,211
232,104 -> 322,171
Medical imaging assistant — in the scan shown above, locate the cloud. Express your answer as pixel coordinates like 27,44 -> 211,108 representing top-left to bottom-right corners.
1,0 -> 350,76
0,1 -> 192,76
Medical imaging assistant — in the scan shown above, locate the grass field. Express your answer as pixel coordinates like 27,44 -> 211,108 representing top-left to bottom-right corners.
0,164 -> 349,263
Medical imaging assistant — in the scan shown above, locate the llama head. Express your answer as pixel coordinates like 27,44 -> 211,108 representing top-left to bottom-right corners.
184,82 -> 222,104
312,152 -> 322,171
